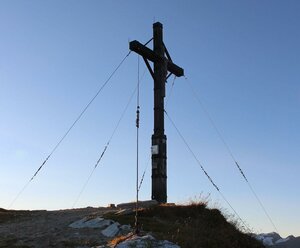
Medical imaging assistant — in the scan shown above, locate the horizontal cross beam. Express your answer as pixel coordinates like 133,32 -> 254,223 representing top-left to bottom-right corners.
130,40 -> 184,77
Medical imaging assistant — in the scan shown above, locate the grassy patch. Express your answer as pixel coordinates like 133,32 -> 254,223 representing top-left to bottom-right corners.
0,210 -> 31,224
105,203 -> 264,248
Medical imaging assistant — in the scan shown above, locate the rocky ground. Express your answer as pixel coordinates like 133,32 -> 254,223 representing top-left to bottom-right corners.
0,202 -> 265,248
0,201 -> 179,248
0,207 -> 116,247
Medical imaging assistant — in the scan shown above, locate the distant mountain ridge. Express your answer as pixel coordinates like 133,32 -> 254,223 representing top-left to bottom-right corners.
255,232 -> 300,248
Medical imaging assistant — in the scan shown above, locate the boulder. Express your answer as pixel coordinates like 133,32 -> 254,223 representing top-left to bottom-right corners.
115,234 -> 180,248
117,200 -> 158,209
101,222 -> 120,237
69,217 -> 113,229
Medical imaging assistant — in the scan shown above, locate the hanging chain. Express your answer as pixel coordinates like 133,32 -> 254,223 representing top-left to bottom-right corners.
134,56 -> 140,234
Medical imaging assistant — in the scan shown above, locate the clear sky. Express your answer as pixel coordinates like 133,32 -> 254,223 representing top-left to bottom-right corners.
0,0 -> 299,238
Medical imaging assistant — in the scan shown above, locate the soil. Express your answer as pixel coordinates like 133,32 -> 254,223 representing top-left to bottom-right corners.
0,207 -> 115,248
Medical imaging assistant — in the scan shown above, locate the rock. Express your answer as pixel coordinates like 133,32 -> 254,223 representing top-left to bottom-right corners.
101,222 -> 120,237
107,204 -> 116,208
120,225 -> 131,232
118,225 -> 132,235
160,240 -> 181,248
117,200 -> 158,209
115,234 -> 180,248
114,209 -> 134,216
69,217 -> 113,229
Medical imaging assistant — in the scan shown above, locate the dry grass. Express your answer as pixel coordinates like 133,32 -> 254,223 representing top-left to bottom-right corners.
108,233 -> 135,247
105,202 -> 264,248
0,208 -> 31,224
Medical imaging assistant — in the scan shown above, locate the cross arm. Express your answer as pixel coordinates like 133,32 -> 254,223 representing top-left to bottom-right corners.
130,40 -> 157,62
129,40 -> 184,77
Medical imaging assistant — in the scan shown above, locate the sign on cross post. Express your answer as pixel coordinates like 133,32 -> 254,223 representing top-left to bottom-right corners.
129,22 -> 184,203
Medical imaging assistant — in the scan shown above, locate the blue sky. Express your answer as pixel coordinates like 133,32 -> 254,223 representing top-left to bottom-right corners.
0,0 -> 299,237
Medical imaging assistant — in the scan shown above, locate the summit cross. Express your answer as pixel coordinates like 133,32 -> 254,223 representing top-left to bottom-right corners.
129,22 -> 184,203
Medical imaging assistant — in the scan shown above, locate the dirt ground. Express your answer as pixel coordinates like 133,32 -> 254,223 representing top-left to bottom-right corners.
0,207 -> 115,248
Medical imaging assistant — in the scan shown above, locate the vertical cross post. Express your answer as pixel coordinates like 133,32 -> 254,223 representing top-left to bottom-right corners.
152,22 -> 167,203
129,22 -> 184,203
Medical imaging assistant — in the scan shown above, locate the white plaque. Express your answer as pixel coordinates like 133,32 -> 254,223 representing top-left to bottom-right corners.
151,145 -> 159,155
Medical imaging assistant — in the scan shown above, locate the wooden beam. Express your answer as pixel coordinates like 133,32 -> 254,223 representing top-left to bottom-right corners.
130,40 -> 184,77
130,40 -> 157,62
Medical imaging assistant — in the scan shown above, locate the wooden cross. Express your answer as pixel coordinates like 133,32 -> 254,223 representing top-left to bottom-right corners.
129,22 -> 184,203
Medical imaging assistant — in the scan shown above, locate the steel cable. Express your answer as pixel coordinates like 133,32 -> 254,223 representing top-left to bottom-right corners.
72,72 -> 140,208
184,76 -> 278,233
9,51 -> 131,209
164,110 -> 252,233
